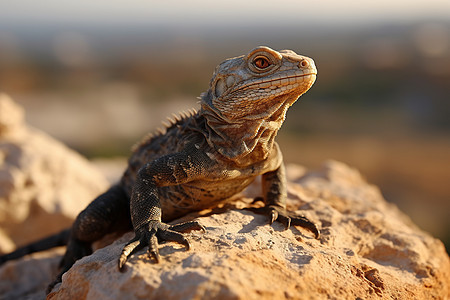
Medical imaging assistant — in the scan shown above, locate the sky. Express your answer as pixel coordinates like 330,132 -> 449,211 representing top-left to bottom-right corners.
1,0 -> 450,29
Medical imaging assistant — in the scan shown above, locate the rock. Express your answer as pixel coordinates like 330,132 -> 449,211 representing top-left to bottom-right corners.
0,94 -> 25,135
40,161 -> 448,299
0,248 -> 64,300
0,94 -> 109,252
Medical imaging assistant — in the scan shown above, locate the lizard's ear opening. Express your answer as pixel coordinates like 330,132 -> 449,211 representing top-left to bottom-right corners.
214,78 -> 226,98
213,75 -> 236,99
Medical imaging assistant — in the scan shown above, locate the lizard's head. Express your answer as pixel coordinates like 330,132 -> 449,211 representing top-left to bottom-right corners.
201,46 -> 317,122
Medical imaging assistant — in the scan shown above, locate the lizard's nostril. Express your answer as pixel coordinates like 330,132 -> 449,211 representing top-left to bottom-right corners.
299,60 -> 309,68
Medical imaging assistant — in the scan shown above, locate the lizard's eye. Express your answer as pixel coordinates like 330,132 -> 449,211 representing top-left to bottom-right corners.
246,47 -> 282,74
253,57 -> 270,69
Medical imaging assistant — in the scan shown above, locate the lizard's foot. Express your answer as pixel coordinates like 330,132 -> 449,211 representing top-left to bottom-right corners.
118,220 -> 205,271
251,205 -> 320,239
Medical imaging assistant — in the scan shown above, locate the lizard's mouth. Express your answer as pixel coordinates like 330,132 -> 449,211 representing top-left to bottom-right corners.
234,73 -> 317,93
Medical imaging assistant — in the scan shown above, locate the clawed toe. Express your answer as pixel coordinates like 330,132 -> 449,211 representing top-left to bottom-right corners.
148,234 -> 160,263
289,214 -> 320,239
118,238 -> 142,271
118,219 -> 204,270
251,205 -> 320,239
169,220 -> 206,233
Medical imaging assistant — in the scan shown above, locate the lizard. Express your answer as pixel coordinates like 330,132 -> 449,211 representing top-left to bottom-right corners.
0,46 -> 320,292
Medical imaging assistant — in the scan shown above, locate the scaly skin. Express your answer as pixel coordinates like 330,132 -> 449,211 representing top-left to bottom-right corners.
0,46 -> 319,293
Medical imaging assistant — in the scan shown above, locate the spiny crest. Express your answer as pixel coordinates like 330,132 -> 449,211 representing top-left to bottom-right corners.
131,108 -> 198,152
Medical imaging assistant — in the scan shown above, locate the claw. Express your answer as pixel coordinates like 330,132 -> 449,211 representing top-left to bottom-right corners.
184,240 -> 191,251
169,221 -> 206,233
270,210 -> 278,225
118,238 -> 141,271
159,229 -> 191,250
149,235 -> 160,263
313,228 -> 320,239
284,217 -> 291,231
290,215 -> 320,239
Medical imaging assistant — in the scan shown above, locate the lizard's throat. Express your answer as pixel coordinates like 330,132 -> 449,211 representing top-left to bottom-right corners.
201,100 -> 290,165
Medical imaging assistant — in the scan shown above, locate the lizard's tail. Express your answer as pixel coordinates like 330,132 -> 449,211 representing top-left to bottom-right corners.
0,228 -> 71,265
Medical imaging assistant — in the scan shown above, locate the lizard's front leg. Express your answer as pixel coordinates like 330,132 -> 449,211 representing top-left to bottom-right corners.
257,163 -> 320,238
118,153 -> 206,270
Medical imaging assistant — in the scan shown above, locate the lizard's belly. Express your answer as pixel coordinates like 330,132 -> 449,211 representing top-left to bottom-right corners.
159,176 -> 256,221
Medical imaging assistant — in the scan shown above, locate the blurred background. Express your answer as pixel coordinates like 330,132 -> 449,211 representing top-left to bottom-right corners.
0,1 -> 449,252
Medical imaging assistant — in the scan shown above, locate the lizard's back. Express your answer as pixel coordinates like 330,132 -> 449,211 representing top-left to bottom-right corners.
120,112 -> 257,221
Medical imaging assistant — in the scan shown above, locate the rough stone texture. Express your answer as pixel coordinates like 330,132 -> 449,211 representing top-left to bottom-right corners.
0,248 -> 64,299
1,161 -> 445,300
0,94 -> 109,252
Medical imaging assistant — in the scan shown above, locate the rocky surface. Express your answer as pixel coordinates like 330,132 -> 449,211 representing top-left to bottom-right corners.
0,95 -> 448,299
1,160 -> 448,299
44,162 -> 449,300
0,94 -> 109,252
